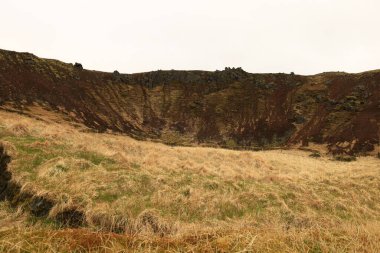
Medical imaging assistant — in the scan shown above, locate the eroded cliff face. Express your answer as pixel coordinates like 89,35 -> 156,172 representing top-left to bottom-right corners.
0,49 -> 379,154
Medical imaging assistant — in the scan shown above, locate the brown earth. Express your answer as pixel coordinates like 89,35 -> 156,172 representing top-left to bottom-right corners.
0,49 -> 379,155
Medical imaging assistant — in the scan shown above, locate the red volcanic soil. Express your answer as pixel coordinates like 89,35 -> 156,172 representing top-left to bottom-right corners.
0,49 -> 379,154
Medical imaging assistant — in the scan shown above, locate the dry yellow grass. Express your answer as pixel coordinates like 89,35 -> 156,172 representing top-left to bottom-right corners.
0,107 -> 379,252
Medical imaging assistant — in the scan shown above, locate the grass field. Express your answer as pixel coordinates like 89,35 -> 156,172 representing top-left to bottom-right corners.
0,108 -> 379,252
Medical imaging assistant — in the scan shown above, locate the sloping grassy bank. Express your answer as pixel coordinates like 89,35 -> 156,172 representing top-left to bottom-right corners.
0,109 -> 379,252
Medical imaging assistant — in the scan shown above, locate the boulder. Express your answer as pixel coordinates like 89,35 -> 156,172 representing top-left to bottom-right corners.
74,62 -> 83,70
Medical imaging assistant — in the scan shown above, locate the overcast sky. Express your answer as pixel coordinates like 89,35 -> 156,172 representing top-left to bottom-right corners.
1,0 -> 379,75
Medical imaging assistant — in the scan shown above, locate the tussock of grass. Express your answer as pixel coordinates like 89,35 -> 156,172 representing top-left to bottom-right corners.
334,154 -> 357,162
0,108 -> 380,252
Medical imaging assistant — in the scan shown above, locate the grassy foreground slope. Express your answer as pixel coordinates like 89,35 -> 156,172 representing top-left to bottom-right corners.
0,108 -> 380,252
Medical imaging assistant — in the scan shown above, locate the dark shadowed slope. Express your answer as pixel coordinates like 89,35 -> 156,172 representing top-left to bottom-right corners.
0,49 -> 379,154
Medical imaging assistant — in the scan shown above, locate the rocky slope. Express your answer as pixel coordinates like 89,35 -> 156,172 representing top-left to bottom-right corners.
0,49 -> 379,154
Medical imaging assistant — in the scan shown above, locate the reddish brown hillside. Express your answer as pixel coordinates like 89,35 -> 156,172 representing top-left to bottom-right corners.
0,49 -> 379,154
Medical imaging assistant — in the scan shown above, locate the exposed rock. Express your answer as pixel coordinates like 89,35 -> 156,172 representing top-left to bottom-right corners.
113,70 -> 122,82
25,56 -> 34,65
74,62 -> 83,70
292,115 -> 306,124
0,145 -> 11,199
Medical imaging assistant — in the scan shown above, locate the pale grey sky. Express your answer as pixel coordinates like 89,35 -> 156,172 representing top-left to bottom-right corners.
1,0 -> 379,75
